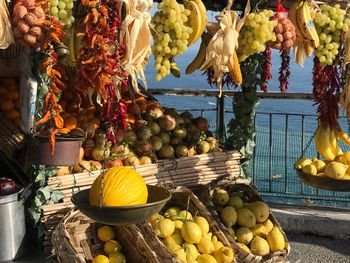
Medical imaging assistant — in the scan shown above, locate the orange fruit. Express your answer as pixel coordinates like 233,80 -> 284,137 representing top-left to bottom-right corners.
58,128 -> 70,134
64,116 -> 78,130
5,90 -> 19,101
1,100 -> 15,112
5,110 -> 20,120
89,118 -> 100,129
61,112 -> 71,119
67,102 -> 79,113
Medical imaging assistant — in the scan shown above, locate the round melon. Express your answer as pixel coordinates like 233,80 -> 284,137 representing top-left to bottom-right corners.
89,167 -> 148,206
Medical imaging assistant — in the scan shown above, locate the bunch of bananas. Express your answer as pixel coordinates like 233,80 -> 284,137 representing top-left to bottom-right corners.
289,0 -> 319,65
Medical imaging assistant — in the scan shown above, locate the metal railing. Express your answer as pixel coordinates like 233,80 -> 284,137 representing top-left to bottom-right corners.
149,89 -> 350,208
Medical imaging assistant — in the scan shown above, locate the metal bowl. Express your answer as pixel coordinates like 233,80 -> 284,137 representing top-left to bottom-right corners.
71,185 -> 171,225
296,169 -> 350,192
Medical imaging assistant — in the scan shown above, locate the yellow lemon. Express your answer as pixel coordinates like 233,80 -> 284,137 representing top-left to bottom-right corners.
263,219 -> 274,233
220,206 -> 237,227
197,254 -> 218,263
154,218 -> 175,238
92,255 -> 109,263
250,236 -> 270,256
109,252 -> 126,263
164,207 -> 181,218
98,226 -> 116,242
197,237 -> 215,254
213,246 -> 234,263
182,243 -> 199,259
181,222 -> 202,244
266,227 -> 285,252
104,240 -> 122,255
194,216 -> 210,236
174,220 -> 183,230
236,227 -> 253,244
163,232 -> 184,246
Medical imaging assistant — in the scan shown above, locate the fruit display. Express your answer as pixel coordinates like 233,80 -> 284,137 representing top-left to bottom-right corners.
0,78 -> 21,127
148,207 -> 234,263
89,166 -> 148,206
237,10 -> 277,62
48,0 -> 75,28
211,187 -> 287,257
11,0 -> 47,48
151,0 -> 206,81
314,4 -> 350,66
295,124 -> 350,180
289,0 -> 319,65
92,225 -> 127,263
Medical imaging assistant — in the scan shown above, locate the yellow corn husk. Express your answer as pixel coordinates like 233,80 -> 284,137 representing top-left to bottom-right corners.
229,51 -> 242,86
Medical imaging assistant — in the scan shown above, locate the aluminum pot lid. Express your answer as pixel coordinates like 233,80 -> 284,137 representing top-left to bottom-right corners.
0,185 -> 22,204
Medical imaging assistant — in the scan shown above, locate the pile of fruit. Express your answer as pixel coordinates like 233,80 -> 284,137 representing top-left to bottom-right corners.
56,87 -> 219,175
295,124 -> 350,180
295,155 -> 350,181
92,225 -> 127,263
12,0 -> 46,48
149,207 -> 234,263
212,188 -> 286,257
0,78 -> 20,127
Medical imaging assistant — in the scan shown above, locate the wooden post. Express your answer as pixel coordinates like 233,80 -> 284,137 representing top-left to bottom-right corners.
216,95 -> 225,142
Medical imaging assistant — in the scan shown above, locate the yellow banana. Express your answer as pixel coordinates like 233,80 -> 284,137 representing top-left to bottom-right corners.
192,0 -> 207,33
329,128 -> 343,157
296,1 -> 320,48
336,128 -> 350,146
288,0 -> 304,41
186,0 -> 203,46
185,32 -> 211,74
317,126 -> 336,161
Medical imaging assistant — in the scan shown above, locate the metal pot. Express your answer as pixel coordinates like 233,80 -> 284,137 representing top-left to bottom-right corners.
27,134 -> 85,166
0,180 -> 25,263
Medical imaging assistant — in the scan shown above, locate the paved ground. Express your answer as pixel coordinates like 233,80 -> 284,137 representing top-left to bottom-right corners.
286,232 -> 350,263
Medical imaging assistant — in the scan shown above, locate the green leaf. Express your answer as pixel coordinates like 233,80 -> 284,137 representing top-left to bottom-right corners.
34,196 -> 43,207
27,207 -> 41,224
51,191 -> 64,203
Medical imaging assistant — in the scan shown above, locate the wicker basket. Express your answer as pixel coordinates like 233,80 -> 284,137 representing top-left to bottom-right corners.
137,186 -> 236,263
200,182 -> 290,263
52,209 -> 160,263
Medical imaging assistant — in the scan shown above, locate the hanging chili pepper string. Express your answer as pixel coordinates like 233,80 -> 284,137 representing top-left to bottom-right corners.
278,50 -> 291,93
260,47 -> 272,92
312,56 -> 340,129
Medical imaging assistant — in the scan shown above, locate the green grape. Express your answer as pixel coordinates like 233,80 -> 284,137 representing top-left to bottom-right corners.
50,6 -> 59,15
164,46 -> 171,54
155,63 -> 161,70
58,9 -> 67,19
58,1 -> 66,9
66,2 -> 73,9
50,0 -> 58,6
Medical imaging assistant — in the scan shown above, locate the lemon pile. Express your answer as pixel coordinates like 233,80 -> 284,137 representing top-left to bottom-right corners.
295,155 -> 350,180
212,188 -> 286,257
149,207 -> 234,263
92,225 -> 126,263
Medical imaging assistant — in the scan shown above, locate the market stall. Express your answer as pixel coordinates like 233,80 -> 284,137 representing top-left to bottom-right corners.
0,0 -> 350,262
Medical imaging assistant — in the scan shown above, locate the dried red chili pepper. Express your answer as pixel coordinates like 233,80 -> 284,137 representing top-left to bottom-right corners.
261,47 -> 272,92
278,50 -> 291,93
